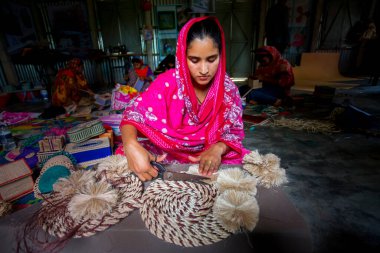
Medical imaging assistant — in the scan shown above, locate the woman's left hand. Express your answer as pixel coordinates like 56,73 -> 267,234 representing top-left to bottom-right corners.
188,142 -> 228,176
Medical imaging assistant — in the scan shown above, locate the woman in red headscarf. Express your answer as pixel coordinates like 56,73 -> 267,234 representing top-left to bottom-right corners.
51,58 -> 94,107
125,57 -> 154,92
116,17 -> 249,181
247,46 -> 294,106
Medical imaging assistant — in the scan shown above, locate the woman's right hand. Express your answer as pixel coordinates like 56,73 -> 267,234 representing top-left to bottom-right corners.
123,140 -> 166,181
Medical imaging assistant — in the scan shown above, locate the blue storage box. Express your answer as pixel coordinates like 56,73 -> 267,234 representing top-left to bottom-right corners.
65,137 -> 112,168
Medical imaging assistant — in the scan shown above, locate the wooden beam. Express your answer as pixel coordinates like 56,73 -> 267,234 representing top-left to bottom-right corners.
0,33 -> 19,87
310,0 -> 325,51
87,0 -> 100,49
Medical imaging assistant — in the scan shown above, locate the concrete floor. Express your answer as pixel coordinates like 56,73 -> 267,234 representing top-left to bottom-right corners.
243,83 -> 380,253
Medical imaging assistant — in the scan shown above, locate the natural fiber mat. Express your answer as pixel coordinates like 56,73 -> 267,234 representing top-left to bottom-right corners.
140,180 -> 231,247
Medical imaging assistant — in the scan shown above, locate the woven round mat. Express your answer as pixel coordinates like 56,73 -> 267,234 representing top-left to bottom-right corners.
140,179 -> 231,247
34,154 -> 76,199
39,157 -> 143,238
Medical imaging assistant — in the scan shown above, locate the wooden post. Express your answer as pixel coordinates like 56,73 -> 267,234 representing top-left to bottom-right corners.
0,33 -> 18,87
87,0 -> 99,49
310,0 -> 325,51
258,0 -> 269,48
144,9 -> 154,70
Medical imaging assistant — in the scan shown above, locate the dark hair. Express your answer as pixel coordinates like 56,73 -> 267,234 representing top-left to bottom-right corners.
255,48 -> 273,63
131,57 -> 142,64
256,54 -> 273,64
186,19 -> 222,53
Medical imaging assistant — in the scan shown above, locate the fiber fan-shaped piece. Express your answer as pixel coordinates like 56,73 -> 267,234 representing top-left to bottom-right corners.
53,170 -> 96,198
68,181 -> 118,220
243,150 -> 288,188
216,168 -> 257,195
213,190 -> 259,233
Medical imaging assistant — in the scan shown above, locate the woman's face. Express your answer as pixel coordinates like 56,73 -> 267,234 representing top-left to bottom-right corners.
133,62 -> 142,69
73,64 -> 83,73
186,36 -> 220,87
257,55 -> 272,66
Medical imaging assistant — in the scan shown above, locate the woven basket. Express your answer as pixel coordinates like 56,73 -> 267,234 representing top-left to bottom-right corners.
67,120 -> 105,143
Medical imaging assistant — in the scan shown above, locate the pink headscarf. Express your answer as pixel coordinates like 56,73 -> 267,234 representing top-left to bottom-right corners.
118,16 -> 248,164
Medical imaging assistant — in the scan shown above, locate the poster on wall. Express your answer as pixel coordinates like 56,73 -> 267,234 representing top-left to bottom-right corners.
159,38 -> 177,56
46,2 -> 92,55
143,29 -> 153,41
285,0 -> 311,64
1,2 -> 37,54
156,6 -> 178,59
290,0 -> 310,27
288,27 -> 307,55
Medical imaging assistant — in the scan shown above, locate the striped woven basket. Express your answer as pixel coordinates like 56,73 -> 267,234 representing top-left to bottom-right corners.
67,120 -> 105,143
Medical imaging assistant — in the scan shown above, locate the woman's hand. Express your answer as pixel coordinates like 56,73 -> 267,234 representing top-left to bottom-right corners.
87,89 -> 95,96
124,140 -> 167,181
188,142 -> 229,176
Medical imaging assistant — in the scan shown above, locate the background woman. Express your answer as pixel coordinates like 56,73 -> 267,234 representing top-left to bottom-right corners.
245,46 -> 294,106
125,57 -> 154,92
51,58 -> 94,107
116,17 -> 248,181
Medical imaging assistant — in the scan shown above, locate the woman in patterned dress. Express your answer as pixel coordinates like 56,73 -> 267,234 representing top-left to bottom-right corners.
116,17 -> 248,181
246,46 -> 294,106
51,58 -> 94,107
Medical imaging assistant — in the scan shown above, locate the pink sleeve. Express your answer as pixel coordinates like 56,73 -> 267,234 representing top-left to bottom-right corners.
219,87 -> 247,159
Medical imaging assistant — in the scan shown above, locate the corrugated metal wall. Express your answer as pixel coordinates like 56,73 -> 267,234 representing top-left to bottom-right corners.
5,56 -> 150,92
0,66 -> 7,90
215,0 -> 254,78
153,0 -> 185,5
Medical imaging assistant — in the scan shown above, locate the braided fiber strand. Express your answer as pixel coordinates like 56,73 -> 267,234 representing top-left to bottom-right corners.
39,193 -> 76,238
18,157 -> 144,253
140,180 -> 231,247
0,201 -> 12,217
39,164 -> 143,238
76,173 -> 143,238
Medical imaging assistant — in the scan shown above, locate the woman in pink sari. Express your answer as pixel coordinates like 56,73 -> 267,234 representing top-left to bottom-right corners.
116,17 -> 248,181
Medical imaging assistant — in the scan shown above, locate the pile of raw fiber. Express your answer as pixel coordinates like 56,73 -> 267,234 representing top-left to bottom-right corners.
269,117 -> 339,134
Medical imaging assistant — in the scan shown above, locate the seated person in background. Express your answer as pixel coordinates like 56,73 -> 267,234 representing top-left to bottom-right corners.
126,57 -> 154,92
244,46 -> 294,107
51,58 -> 94,108
154,54 -> 175,75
